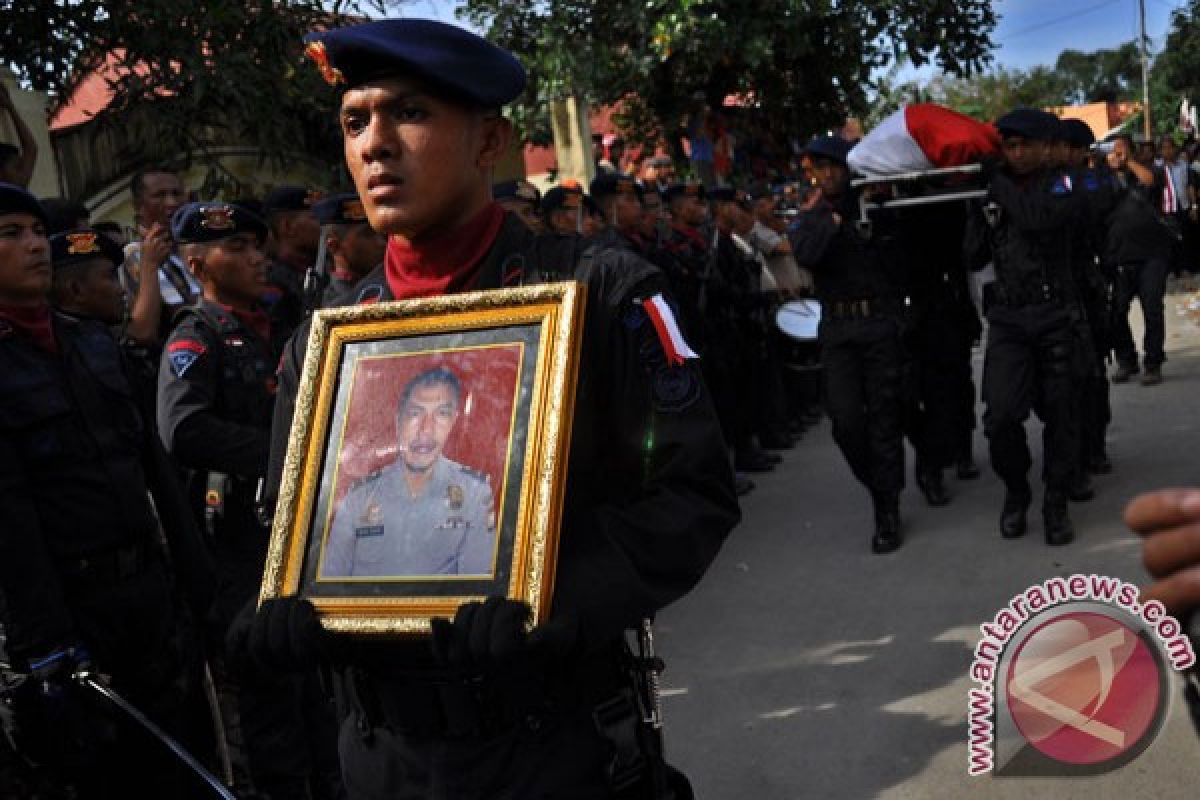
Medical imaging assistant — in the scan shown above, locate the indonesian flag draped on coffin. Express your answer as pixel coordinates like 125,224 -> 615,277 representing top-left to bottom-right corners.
847,104 -> 1002,177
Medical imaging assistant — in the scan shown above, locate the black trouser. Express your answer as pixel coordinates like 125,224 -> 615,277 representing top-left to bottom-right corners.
820,316 -> 906,497
1074,292 -> 1112,468
906,311 -> 977,473
1112,257 -> 1168,370
982,303 -> 1077,493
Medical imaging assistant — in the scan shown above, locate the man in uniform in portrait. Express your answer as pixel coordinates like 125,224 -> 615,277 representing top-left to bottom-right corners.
323,366 -> 496,578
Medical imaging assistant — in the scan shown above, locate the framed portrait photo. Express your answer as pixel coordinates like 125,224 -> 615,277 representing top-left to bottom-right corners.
260,282 -> 585,634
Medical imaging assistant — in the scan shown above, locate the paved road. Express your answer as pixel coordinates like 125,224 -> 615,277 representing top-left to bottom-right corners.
660,297 -> 1200,798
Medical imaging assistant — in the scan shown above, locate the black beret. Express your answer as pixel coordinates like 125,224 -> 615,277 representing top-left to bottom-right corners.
0,182 -> 47,223
589,173 -> 642,202
1060,119 -> 1097,149
263,186 -> 322,215
663,183 -> 707,203
313,193 -> 369,225
50,228 -> 125,271
995,108 -> 1060,142
494,180 -> 541,206
804,136 -> 853,166
303,19 -> 527,108
171,202 -> 267,245
541,185 -> 585,215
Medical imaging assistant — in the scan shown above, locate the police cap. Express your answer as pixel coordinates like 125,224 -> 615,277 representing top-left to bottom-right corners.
494,180 -> 541,206
540,184 -> 584,215
1060,119 -> 1097,149
171,202 -> 267,245
0,182 -> 47,223
303,19 -> 527,109
50,228 -> 125,271
663,183 -> 706,204
804,136 -> 853,166
589,173 -> 642,202
313,193 -> 369,226
263,186 -> 322,215
995,108 -> 1059,142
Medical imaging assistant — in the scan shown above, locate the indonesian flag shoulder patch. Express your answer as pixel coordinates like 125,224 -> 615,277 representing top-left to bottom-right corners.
641,293 -> 699,367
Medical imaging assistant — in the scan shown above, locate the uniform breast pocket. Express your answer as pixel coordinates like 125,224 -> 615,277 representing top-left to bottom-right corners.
0,379 -> 79,462
351,527 -> 390,572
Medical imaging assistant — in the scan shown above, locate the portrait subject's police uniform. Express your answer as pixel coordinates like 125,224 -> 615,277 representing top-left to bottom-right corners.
253,20 -> 739,800
324,456 -> 496,577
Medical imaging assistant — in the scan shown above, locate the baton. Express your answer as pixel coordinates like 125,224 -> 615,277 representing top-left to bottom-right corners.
75,671 -> 236,800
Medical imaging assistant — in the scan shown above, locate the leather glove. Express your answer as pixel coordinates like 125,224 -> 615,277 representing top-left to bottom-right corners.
226,596 -> 328,677
430,597 -> 578,677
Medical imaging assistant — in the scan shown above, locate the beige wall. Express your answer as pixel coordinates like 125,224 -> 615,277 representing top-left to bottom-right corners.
0,71 -> 61,197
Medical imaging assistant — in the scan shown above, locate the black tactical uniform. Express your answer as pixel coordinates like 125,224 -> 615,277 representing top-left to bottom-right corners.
0,306 -> 212,797
157,203 -> 342,799
901,200 -> 981,505
265,206 -> 738,799
790,138 -> 909,552
964,113 -> 1086,545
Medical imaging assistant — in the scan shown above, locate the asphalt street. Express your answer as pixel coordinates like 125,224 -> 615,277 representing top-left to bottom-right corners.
659,295 -> 1200,799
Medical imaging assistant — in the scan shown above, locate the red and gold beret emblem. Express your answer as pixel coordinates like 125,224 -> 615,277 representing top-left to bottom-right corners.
343,199 -> 366,221
201,206 -> 235,231
65,231 -> 99,255
304,41 -> 345,87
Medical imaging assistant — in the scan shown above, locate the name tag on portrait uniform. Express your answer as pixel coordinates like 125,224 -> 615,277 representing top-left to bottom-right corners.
435,517 -> 470,530
355,525 -> 384,538
356,502 -> 384,537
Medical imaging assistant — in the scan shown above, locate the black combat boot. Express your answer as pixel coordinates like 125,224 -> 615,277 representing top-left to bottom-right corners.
1043,489 -> 1075,546
1000,482 -> 1032,539
1067,471 -> 1095,503
916,466 -> 950,507
872,493 -> 902,554
955,440 -> 981,480
1087,450 -> 1113,475
1112,361 -> 1138,383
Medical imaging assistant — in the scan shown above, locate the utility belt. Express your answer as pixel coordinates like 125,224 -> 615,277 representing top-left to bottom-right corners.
57,539 -> 158,586
345,640 -> 671,796
990,280 -> 1067,308
826,298 -> 899,321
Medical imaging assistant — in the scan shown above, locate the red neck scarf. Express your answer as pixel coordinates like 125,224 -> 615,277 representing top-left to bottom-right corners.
384,203 -> 505,301
0,303 -> 57,353
671,222 -> 708,251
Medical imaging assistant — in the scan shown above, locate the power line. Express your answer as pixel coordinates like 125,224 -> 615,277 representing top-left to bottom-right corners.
1005,0 -> 1125,40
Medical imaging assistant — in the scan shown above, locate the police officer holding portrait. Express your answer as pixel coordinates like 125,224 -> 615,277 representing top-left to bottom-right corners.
323,366 -> 496,578
239,19 -> 738,800
964,109 -> 1087,546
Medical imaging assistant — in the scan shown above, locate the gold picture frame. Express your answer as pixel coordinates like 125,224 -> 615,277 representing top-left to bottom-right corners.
260,282 -> 585,635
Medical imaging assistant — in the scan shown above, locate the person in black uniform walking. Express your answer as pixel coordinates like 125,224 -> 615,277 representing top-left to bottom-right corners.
0,185 -> 214,798
789,137 -> 910,553
157,202 -> 343,799
236,19 -> 738,800
964,109 -> 1086,546
262,186 -> 323,345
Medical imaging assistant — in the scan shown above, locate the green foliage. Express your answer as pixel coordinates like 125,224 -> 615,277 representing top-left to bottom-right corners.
462,0 -> 996,148
0,1 -> 405,179
1159,0 -> 1200,129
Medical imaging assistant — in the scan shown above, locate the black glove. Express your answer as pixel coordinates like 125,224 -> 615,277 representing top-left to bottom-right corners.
430,596 -> 578,677
226,596 -> 329,677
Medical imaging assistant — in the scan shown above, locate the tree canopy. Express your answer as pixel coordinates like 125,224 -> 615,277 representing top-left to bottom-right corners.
462,0 -> 997,150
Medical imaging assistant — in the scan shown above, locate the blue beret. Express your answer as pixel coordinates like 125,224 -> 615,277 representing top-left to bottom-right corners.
171,202 -> 267,245
494,180 -> 541,205
313,193 -> 369,225
50,229 -> 125,271
589,173 -> 642,202
1060,119 -> 1096,149
263,186 -> 322,214
804,136 -> 853,166
0,182 -> 47,223
995,109 -> 1060,142
663,183 -> 706,203
303,19 -> 526,108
